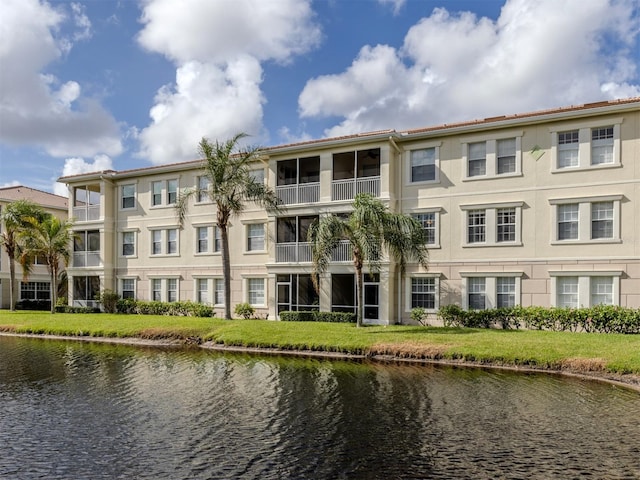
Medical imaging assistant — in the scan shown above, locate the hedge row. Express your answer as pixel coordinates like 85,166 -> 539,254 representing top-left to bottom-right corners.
437,304 -> 640,334
115,299 -> 216,317
16,300 -> 52,311
280,310 -> 356,323
54,305 -> 101,314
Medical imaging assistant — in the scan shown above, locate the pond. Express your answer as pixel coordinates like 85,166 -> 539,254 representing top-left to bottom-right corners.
1,335 -> 639,479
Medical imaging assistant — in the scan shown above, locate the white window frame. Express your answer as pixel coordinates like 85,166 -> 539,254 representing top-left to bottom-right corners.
405,143 -> 441,185
148,276 -> 181,303
119,277 -> 136,300
244,276 -> 266,306
405,274 -> 440,312
411,209 -> 441,248
195,278 -> 209,304
461,131 -> 523,181
245,222 -> 266,252
549,195 -> 622,244
148,227 -> 180,256
214,278 -> 225,306
461,273 -> 523,310
20,281 -> 51,301
549,118 -> 622,172
196,176 -> 211,203
151,180 -> 163,206
249,168 -> 266,184
549,271 -> 622,307
166,179 -> 178,205
120,184 -> 136,210
461,202 -> 523,247
121,230 -> 137,258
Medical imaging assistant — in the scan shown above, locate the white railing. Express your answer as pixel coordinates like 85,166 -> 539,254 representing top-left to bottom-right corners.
332,176 -> 380,200
276,183 -> 320,205
72,205 -> 100,222
73,251 -> 101,267
73,300 -> 99,308
331,240 -> 352,262
276,242 -> 312,263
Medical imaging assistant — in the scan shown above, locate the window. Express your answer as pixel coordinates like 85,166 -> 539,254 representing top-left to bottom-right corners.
591,126 -> 614,165
152,279 -> 161,301
497,207 -> 516,243
197,279 -> 208,304
551,196 -> 621,244
73,230 -> 100,267
197,176 -> 210,202
247,278 -> 265,305
121,278 -> 135,299
410,148 -> 436,182
591,201 -> 613,239
411,278 -> 436,309
496,277 -> 515,307
167,229 -> 177,254
557,130 -> 579,168
557,204 -> 579,240
214,226 -> 221,252
468,278 -> 486,310
413,213 -> 436,245
152,230 -> 162,255
551,272 -> 621,307
167,278 -> 177,302
197,227 -> 208,253
152,181 -> 162,206
73,276 -> 100,307
276,274 -> 319,314
167,179 -> 178,205
247,223 -> 265,251
20,282 -> 50,301
121,184 -> 135,209
550,120 -> 621,171
468,142 -> 486,177
497,138 -> 516,174
215,279 -> 224,305
249,169 -> 265,184
122,231 -> 135,256
467,210 -> 486,243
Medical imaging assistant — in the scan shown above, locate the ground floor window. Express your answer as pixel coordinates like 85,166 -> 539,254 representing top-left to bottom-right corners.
411,278 -> 435,309
150,278 -> 179,302
462,274 -> 522,310
196,278 -> 208,304
551,273 -> 618,307
20,282 -> 51,301
277,274 -> 319,314
331,273 -> 379,320
73,276 -> 100,306
121,278 -> 135,299
247,278 -> 265,306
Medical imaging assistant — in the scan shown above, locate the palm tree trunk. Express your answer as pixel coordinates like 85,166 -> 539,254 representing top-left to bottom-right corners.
49,266 -> 57,314
220,222 -> 232,320
355,266 -> 364,328
8,256 -> 16,311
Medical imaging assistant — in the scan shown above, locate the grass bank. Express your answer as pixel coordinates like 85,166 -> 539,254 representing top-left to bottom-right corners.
1,310 -> 639,382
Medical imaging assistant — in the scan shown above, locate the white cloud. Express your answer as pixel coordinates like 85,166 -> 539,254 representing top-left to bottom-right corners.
0,180 -> 22,189
299,0 -> 640,137
136,0 -> 321,165
377,0 -> 406,16
53,155 -> 114,196
0,0 -> 122,158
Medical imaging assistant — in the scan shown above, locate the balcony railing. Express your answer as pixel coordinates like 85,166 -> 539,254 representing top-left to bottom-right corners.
276,182 -> 320,205
73,251 -> 101,267
276,242 -> 312,263
72,205 -> 100,222
332,176 -> 380,201
331,240 -> 352,262
73,300 -> 99,308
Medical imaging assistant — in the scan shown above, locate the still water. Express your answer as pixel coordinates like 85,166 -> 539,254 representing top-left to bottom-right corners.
0,335 -> 639,480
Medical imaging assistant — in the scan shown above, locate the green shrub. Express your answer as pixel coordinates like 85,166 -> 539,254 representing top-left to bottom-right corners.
16,300 -> 51,311
279,311 -> 355,323
234,303 -> 255,319
99,289 -> 120,314
54,305 -> 101,314
410,307 -> 428,326
114,299 -> 214,317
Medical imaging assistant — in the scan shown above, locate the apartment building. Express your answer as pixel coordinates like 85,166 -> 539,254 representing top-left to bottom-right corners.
58,98 -> 640,324
0,186 -> 69,309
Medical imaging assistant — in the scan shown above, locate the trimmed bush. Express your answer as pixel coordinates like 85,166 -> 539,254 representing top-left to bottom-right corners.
234,303 -> 255,319
410,307 -> 429,326
279,311 -> 356,323
54,305 -> 101,314
17,300 -> 51,311
99,290 -> 120,314
114,299 -> 215,317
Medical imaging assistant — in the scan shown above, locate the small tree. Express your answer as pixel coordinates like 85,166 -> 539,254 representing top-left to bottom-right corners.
309,193 -> 429,327
176,134 -> 284,320
21,215 -> 75,313
0,200 -> 47,310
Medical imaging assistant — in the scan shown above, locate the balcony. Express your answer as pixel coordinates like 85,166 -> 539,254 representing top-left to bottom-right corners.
73,251 -> 101,267
276,242 -> 312,263
72,205 -> 100,222
332,176 -> 380,201
276,182 -> 320,205
331,240 -> 352,262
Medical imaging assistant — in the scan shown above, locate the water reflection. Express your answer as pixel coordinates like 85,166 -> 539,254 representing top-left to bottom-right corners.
0,336 -> 639,479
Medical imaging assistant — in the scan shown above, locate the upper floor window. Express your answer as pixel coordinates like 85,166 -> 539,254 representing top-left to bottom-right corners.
249,168 -> 265,184
550,195 -> 622,244
197,226 -> 208,253
496,207 -> 516,242
467,142 -> 486,177
122,231 -> 135,257
410,148 -> 436,183
462,202 -> 523,247
73,185 -> 100,221
150,228 -> 179,256
467,210 -> 486,244
497,138 -> 516,174
197,176 -> 210,203
247,223 -> 265,252
462,132 -> 523,180
121,184 -> 136,209
151,179 -> 178,207
550,119 -> 622,171
332,148 -> 380,200
167,179 -> 178,205
152,181 -> 162,206
412,212 -> 438,246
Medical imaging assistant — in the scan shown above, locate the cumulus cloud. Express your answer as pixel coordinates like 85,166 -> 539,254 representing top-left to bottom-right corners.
0,0 -> 122,157
299,0 -> 640,137
136,0 -> 320,165
53,155 -> 114,196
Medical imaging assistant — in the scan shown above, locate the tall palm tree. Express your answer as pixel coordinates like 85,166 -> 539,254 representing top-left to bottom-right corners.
0,200 -> 47,311
21,215 -> 75,313
176,134 -> 284,320
308,193 -> 429,327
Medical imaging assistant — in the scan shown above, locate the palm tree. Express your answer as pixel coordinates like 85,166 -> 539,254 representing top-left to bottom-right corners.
308,193 -> 429,327
21,215 -> 75,313
0,200 -> 47,311
177,134 -> 284,320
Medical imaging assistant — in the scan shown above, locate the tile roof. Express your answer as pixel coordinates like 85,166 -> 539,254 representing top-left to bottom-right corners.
0,185 -> 68,210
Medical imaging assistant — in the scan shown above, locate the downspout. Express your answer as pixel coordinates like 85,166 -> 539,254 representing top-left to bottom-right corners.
389,136 -> 403,324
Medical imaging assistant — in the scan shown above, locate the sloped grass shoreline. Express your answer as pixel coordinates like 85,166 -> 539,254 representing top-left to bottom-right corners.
1,310 -> 639,386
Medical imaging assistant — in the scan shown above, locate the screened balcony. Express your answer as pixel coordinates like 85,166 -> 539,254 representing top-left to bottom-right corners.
275,216 -> 317,263
332,148 -> 381,201
72,185 -> 101,222
276,156 -> 320,205
73,230 -> 101,267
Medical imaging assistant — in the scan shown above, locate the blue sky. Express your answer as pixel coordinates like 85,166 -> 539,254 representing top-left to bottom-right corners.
1,0 -> 638,196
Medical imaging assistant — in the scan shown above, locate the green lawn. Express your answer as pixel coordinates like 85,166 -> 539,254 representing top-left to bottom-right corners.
1,310 -> 639,376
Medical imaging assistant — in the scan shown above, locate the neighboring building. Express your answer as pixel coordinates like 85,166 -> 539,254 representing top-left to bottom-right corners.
58,98 -> 640,323
0,186 -> 69,309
